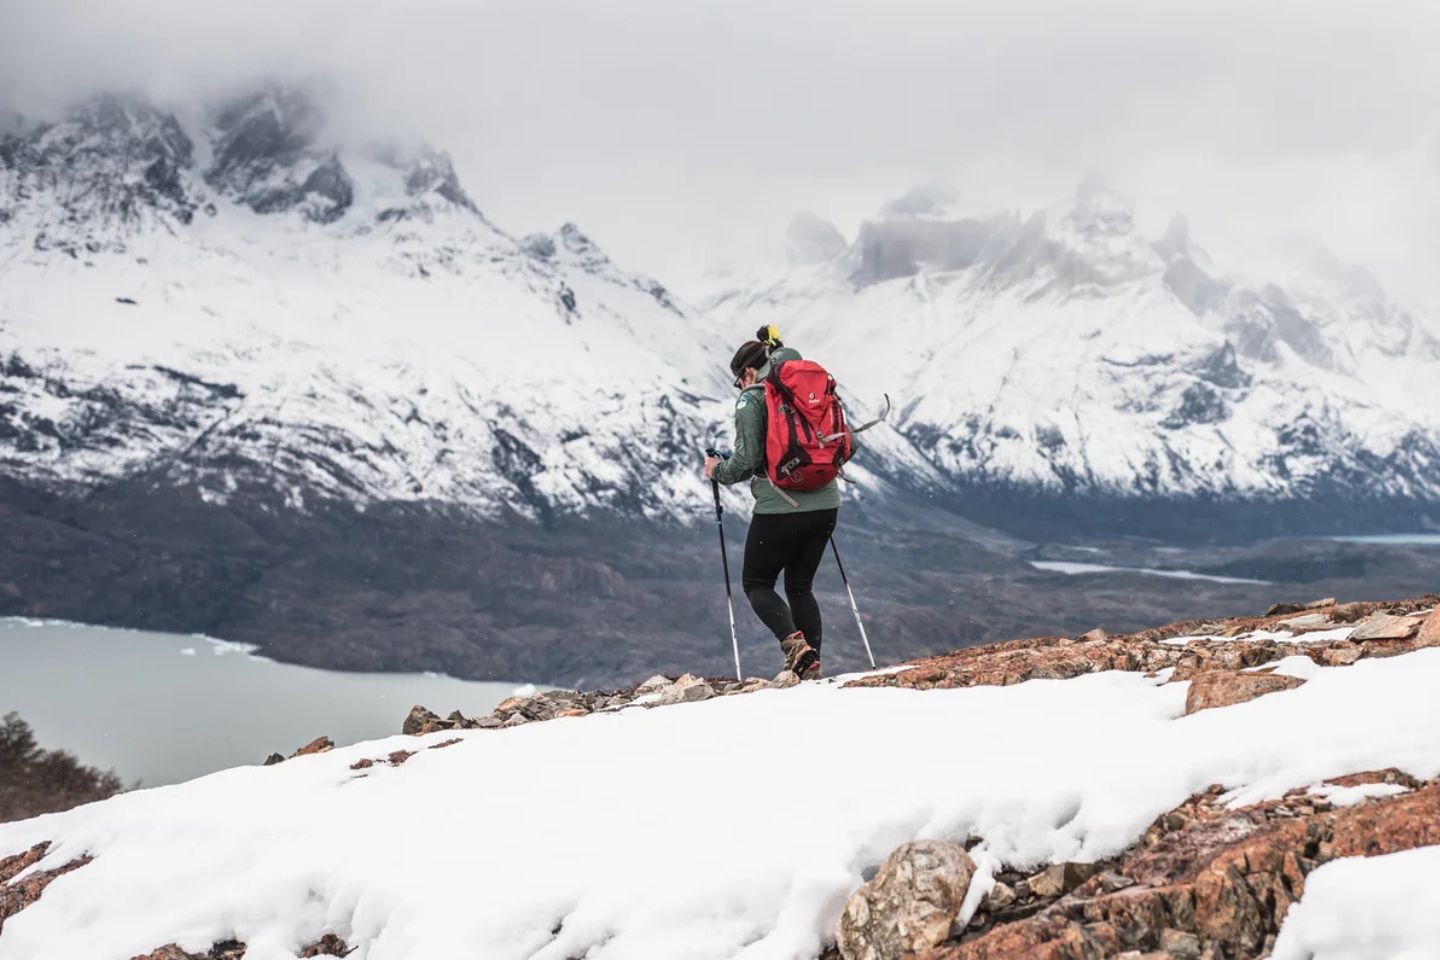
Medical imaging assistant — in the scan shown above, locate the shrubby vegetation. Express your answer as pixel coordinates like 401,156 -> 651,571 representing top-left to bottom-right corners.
0,711 -> 121,822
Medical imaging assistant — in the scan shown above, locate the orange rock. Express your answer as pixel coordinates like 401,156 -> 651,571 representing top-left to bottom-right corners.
1350,613 -> 1424,642
920,780 -> 1440,960
1418,606 -> 1440,646
290,736 -> 334,758
1184,671 -> 1304,715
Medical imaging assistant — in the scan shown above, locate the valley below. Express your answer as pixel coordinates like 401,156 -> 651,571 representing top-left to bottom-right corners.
4,473 -> 1438,690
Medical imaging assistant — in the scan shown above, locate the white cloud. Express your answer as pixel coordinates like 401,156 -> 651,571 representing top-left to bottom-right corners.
4,0 -> 1439,306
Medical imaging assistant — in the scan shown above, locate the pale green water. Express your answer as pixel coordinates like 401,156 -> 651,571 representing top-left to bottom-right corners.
0,619 -> 530,786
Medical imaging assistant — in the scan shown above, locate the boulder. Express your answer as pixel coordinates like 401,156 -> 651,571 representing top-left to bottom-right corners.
634,674 -> 672,696
1418,607 -> 1440,646
837,840 -> 975,960
289,736 -> 333,758
1349,612 -> 1423,642
772,670 -> 800,688
1276,612 -> 1330,631
403,705 -> 443,736
1158,928 -> 1202,959
1024,861 -> 1100,899
1184,671 -> 1304,715
981,880 -> 1015,912
657,674 -> 714,705
1318,643 -> 1362,666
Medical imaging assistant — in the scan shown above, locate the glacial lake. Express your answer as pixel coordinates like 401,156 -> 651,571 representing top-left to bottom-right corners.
0,619 -> 531,787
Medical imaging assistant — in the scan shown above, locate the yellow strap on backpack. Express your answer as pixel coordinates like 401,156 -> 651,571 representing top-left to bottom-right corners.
763,324 -> 781,347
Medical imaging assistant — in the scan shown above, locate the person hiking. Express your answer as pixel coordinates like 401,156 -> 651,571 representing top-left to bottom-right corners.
703,326 -> 848,680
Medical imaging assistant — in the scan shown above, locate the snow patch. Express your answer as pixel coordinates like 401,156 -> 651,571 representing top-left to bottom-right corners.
2,649 -> 1438,959
1272,845 -> 1440,960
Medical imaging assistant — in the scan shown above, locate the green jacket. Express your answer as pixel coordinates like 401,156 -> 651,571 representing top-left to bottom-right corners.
712,346 -> 844,514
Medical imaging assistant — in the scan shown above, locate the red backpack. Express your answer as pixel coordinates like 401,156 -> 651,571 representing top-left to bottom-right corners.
763,358 -> 853,491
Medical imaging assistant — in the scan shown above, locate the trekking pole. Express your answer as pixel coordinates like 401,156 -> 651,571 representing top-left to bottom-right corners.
706,448 -> 743,680
829,537 -> 876,668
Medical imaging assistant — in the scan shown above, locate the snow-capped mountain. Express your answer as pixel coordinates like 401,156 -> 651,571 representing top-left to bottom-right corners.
0,87 -> 735,522
709,179 -> 1440,526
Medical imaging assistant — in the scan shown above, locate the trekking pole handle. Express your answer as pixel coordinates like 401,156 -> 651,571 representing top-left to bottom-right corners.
704,448 -> 730,520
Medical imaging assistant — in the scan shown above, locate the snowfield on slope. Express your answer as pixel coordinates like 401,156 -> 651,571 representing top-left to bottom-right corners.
3,651 -> 1440,960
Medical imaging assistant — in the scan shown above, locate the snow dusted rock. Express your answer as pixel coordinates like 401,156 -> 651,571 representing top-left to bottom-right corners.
1183,670 -> 1306,715
922,777 -> 1440,960
0,843 -> 91,935
288,735 -> 334,758
837,840 -> 976,960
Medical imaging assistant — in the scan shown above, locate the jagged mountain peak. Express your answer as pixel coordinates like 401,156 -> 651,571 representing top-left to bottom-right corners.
785,211 -> 847,266
879,181 -> 962,221
0,83 -> 486,236
0,91 -> 199,238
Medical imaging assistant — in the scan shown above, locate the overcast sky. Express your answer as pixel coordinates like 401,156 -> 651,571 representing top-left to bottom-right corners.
4,0 -> 1440,305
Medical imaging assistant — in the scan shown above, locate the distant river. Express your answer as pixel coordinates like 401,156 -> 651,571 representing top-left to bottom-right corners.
0,619 -> 532,787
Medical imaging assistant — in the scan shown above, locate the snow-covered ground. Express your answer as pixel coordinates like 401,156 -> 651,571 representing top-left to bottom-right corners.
3,648 -> 1439,960
1273,845 -> 1440,959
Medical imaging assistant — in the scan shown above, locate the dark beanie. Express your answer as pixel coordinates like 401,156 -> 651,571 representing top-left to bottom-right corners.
729,340 -> 769,378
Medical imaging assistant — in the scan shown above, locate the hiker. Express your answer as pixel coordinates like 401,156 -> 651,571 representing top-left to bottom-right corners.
704,326 -> 846,680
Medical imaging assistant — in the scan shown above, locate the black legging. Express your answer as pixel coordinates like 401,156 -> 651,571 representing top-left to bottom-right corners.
741,508 -> 838,652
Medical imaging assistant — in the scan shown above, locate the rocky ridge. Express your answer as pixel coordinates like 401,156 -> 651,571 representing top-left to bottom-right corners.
391,594 -> 1437,737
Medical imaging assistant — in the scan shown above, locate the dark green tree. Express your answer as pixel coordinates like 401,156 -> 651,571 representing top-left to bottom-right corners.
0,712 -> 122,823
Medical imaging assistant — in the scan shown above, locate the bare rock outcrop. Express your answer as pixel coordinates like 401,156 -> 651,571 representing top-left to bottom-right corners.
911,775 -> 1440,960
837,840 -> 976,960
846,596 -> 1438,695
130,935 -> 352,959
0,843 -> 92,935
1183,670 -> 1305,715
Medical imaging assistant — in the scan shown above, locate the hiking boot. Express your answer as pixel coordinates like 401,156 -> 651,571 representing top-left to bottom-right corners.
779,631 -> 821,681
